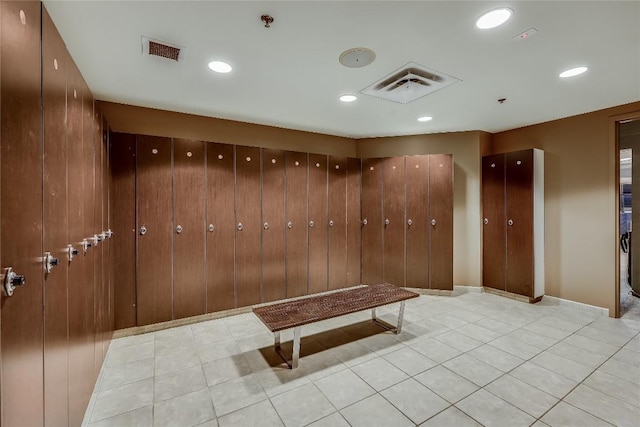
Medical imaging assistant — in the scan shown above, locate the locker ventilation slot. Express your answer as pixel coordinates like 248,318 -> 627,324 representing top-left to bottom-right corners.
142,36 -> 185,62
360,62 -> 460,104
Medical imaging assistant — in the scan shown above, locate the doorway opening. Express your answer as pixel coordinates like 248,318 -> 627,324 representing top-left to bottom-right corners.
618,119 -> 640,319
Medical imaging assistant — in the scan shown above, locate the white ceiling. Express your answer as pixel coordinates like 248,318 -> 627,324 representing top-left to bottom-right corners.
44,1 -> 640,138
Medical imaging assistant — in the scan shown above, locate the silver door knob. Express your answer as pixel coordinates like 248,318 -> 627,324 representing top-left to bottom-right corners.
384,218 -> 390,226
208,224 -> 214,232
407,219 -> 413,226
309,220 -> 314,228
264,222 -> 270,230
237,223 -> 244,231
287,221 -> 293,229
508,219 -> 514,226
140,226 -> 147,235
484,218 -> 489,225
2,267 -> 25,297
329,220 -> 334,227
362,218 -> 368,226
176,225 -> 182,234
431,219 -> 436,226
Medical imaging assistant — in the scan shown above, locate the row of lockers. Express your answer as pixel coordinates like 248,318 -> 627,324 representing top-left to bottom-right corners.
1,4 -> 114,427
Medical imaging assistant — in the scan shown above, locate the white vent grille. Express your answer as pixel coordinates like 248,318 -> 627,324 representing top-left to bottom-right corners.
141,36 -> 186,62
360,62 -> 460,104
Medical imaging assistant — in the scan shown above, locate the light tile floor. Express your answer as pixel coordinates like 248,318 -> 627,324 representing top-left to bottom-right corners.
84,291 -> 640,427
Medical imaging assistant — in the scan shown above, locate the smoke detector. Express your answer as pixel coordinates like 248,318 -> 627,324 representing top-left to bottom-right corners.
360,62 -> 460,104
339,47 -> 376,68
142,36 -> 185,62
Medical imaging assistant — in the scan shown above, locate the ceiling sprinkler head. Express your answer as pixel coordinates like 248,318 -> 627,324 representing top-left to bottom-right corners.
261,14 -> 274,28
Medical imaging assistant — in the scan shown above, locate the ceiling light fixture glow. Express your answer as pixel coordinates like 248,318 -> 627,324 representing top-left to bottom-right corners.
559,66 -> 588,78
339,94 -> 357,103
417,116 -> 433,122
208,61 -> 232,73
476,8 -> 512,29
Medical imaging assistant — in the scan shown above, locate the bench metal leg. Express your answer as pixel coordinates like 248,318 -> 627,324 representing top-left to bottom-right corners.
371,308 -> 377,320
371,301 -> 406,334
273,327 -> 301,369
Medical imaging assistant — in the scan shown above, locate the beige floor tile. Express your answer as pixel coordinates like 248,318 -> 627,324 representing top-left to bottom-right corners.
306,412 -> 350,427
474,317 -> 519,335
467,344 -> 524,372
340,394 -> 413,427
380,378 -> 450,424
455,323 -> 503,343
576,326 -> 632,346
530,351 -> 594,382
419,406 -> 481,427
314,369 -> 375,409
485,375 -> 558,418
598,358 -> 640,385
443,354 -> 503,387
153,389 -> 215,427
198,339 -> 242,364
509,362 -> 578,399
154,365 -> 207,402
414,365 -> 478,404
254,365 -> 311,398
154,334 -> 196,357
521,322 -> 573,340
271,383 -> 335,427
90,379 -> 154,423
88,406 -> 152,427
410,337 -> 462,363
351,357 -> 409,391
435,330 -> 484,352
489,336 -> 542,360
583,370 -> 640,409
109,333 -> 155,350
613,348 -> 640,367
456,389 -> 535,427
506,329 -> 559,350
562,334 -> 619,357
203,355 -> 253,387
217,400 -> 283,427
107,342 -> 154,367
546,341 -> 609,368
564,384 -> 640,427
155,347 -> 201,376
541,401 -> 612,427
100,358 -> 154,391
209,375 -> 267,417
382,346 -> 438,376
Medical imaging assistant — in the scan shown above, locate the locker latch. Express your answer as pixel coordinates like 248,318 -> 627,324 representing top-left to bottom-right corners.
82,238 -> 92,253
105,229 -> 114,239
93,234 -> 101,246
329,220 -> 334,227
407,219 -> 413,227
176,225 -> 183,234
2,267 -> 25,297
67,245 -> 79,262
384,218 -> 390,226
362,218 -> 368,226
44,252 -> 60,274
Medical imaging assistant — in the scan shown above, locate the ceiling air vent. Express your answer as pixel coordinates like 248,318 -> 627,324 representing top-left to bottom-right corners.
141,36 -> 185,62
360,62 -> 460,104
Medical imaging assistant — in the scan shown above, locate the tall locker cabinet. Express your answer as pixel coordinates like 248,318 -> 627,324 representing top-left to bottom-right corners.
482,149 -> 544,301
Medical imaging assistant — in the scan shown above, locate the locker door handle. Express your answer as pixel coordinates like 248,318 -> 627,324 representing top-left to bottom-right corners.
208,224 -> 215,232
105,229 -> 114,239
176,225 -> 183,234
362,218 -> 367,226
140,226 -> 147,235
329,220 -> 334,227
407,219 -> 413,226
82,238 -> 92,252
237,223 -> 244,231
287,221 -> 293,229
484,218 -> 489,225
431,219 -> 436,226
384,218 -> 390,226
67,245 -> 79,262
508,219 -> 514,226
309,221 -> 315,228
2,267 -> 25,297
44,252 -> 60,274
264,222 -> 270,230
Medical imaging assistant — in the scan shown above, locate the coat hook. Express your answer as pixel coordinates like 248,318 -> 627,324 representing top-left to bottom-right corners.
261,14 -> 274,28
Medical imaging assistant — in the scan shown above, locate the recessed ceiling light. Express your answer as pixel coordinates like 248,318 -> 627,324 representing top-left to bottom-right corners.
559,66 -> 588,78
339,94 -> 357,103
417,116 -> 433,122
476,8 -> 512,29
208,61 -> 232,73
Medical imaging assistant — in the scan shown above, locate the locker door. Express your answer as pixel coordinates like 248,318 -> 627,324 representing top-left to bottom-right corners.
405,155 -> 429,288
346,158 -> 362,287
482,154 -> 506,290
308,154 -> 328,294
100,114 -> 110,360
428,154 -> 454,290
94,110 -> 105,372
109,133 -> 136,329
285,151 -> 308,297
361,158 -> 383,284
206,143 -> 235,312
67,57 -> 93,427
328,156 -> 347,290
506,150 -> 534,296
0,2 -> 44,425
42,11 -> 69,426
136,136 -> 173,325
383,157 -> 406,287
261,149 -> 286,302
236,146 -> 262,307
173,139 -> 206,318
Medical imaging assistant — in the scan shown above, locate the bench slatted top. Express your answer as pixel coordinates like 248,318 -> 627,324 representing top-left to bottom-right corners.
253,283 -> 419,332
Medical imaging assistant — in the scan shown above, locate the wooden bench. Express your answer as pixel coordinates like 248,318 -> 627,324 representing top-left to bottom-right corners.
253,283 -> 419,369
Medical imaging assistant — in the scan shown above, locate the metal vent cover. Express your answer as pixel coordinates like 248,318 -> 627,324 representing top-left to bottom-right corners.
360,62 -> 460,104
141,36 -> 185,62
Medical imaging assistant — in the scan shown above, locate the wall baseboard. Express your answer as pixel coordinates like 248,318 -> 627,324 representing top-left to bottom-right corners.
541,295 -> 609,317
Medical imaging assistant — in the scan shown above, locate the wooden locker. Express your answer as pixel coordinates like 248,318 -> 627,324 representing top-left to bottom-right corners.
383,157 -> 406,287
42,10 -> 69,426
482,154 -> 506,290
428,154 -> 454,290
136,136 -> 173,325
206,143 -> 235,312
0,2 -> 45,425
109,133 -> 136,329
361,158 -> 383,284
308,154 -> 328,294
173,139 -> 206,318
261,149 -> 286,302
285,151 -> 308,297
235,146 -> 262,307
67,56 -> 93,427
328,156 -> 347,290
101,114 -> 110,360
506,150 -> 535,296
346,158 -> 362,287
93,109 -> 105,373
405,155 -> 430,288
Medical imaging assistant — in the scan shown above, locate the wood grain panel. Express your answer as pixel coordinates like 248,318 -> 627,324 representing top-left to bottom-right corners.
42,11 -> 69,425
136,135 -> 173,325
285,151 -> 308,297
328,156 -> 347,290
0,2 -> 44,424
506,150 -> 534,296
482,153 -> 506,290
101,114 -> 111,359
109,133 -> 136,329
173,139 -> 206,318
94,110 -> 105,372
235,146 -> 262,307
361,158 -> 383,285
206,143 -> 235,312
405,155 -> 429,288
346,158 -> 362,287
308,154 -> 328,294
261,148 -> 286,302
428,154 -> 454,290
383,157 -> 406,287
